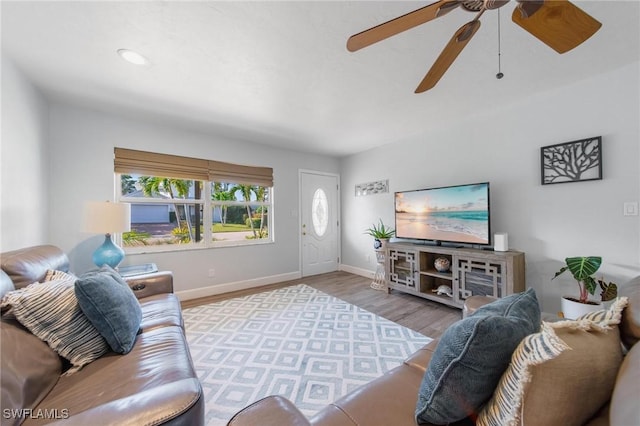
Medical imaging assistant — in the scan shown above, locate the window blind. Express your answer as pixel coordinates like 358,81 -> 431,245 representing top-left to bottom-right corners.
114,148 -> 273,186
208,160 -> 273,187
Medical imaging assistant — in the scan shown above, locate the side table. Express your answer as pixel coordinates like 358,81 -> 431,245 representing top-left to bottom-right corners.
371,249 -> 386,291
119,263 -> 158,278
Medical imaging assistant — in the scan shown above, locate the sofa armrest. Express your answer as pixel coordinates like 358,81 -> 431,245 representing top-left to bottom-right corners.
610,342 -> 640,426
124,271 -> 173,299
227,395 -> 311,426
462,295 -> 497,318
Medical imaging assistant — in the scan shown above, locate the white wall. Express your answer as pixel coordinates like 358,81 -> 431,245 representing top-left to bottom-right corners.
0,55 -> 50,251
3,56 -> 638,312
45,102 -> 340,297
340,61 -> 640,313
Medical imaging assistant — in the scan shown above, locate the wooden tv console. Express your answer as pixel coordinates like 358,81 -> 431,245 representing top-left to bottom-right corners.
385,242 -> 525,309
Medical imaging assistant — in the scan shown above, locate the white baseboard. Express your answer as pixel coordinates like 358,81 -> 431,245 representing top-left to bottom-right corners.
176,271 -> 302,301
177,266 -> 377,301
339,263 -> 374,279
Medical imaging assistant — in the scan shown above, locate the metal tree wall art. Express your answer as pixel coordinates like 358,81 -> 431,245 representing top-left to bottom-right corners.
541,136 -> 602,185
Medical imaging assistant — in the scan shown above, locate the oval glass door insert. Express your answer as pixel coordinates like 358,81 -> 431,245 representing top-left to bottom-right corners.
312,188 -> 328,237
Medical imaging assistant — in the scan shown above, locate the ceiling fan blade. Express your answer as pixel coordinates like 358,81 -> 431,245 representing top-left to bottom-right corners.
415,19 -> 481,93
512,0 -> 602,54
347,0 -> 461,52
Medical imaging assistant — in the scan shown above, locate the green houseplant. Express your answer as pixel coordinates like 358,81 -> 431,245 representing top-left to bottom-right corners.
364,219 -> 395,249
553,256 -> 618,318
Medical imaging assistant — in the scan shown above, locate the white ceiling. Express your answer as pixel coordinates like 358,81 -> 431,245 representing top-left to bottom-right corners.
2,1 -> 639,157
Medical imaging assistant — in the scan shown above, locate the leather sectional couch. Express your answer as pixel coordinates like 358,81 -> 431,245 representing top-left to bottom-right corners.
229,278 -> 640,426
0,245 -> 204,425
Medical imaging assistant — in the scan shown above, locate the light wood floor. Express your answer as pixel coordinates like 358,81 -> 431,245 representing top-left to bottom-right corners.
181,271 -> 462,340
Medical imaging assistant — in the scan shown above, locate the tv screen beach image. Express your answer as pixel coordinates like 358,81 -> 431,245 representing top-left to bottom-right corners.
395,183 -> 489,244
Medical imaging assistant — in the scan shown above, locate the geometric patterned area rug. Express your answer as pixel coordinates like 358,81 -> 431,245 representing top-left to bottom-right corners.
183,284 -> 432,425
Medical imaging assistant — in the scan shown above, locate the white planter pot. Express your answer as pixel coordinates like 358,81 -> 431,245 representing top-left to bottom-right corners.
561,296 -> 602,320
373,238 -> 389,250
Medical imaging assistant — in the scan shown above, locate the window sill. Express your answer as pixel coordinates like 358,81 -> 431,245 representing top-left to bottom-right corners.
124,239 -> 274,255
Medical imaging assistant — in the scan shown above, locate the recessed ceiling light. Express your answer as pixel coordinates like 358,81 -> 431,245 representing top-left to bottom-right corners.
117,49 -> 149,66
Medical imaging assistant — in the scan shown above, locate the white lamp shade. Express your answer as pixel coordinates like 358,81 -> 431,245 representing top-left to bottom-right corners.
84,201 -> 131,234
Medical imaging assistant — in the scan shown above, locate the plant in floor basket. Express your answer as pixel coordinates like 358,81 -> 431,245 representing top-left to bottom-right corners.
364,219 -> 395,249
552,256 -> 618,319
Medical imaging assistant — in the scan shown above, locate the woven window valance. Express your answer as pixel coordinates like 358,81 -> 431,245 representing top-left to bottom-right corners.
114,148 -> 273,187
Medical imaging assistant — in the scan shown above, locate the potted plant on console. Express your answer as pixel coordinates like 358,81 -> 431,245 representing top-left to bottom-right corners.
364,219 -> 395,250
553,256 -> 618,319
364,219 -> 395,291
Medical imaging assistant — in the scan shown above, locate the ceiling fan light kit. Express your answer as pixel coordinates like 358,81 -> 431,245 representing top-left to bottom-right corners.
347,0 -> 602,93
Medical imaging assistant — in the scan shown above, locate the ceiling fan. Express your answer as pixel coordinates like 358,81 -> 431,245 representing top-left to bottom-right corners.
346,0 -> 602,93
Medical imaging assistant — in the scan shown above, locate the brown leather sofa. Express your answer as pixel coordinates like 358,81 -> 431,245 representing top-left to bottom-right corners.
228,278 -> 640,426
1,245 -> 204,426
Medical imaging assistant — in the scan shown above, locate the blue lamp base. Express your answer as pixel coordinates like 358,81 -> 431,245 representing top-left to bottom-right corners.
93,233 -> 125,269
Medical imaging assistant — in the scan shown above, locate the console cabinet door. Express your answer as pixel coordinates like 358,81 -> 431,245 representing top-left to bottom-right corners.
455,256 -> 508,302
388,249 -> 418,291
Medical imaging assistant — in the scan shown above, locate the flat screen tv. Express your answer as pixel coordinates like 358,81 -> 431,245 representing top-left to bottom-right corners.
394,182 -> 491,246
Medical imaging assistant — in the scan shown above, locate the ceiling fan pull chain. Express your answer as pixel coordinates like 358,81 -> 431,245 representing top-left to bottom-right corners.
496,8 -> 504,79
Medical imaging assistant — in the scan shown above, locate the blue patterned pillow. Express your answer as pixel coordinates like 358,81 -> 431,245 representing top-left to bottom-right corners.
415,288 -> 541,424
75,266 -> 142,354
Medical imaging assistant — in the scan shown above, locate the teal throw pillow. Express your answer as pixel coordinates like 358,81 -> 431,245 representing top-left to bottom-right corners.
75,266 -> 142,354
415,288 -> 540,425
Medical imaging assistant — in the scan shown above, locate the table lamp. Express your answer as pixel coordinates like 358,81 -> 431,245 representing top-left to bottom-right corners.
85,201 -> 131,269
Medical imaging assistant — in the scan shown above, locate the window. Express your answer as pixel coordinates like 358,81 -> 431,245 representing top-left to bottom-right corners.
311,188 -> 328,237
115,148 -> 273,251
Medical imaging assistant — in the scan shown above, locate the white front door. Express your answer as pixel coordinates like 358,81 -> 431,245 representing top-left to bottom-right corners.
300,171 -> 339,277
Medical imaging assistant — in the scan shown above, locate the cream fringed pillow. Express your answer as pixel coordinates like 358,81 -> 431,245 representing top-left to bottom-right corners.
477,298 -> 628,426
